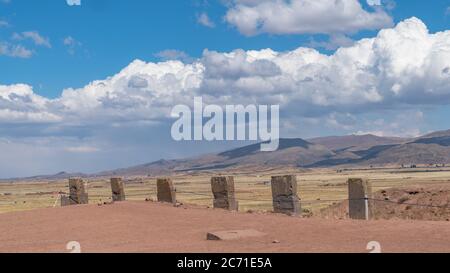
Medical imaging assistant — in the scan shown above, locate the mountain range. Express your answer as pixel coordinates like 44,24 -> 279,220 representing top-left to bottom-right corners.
98,129 -> 450,176
7,129 -> 450,180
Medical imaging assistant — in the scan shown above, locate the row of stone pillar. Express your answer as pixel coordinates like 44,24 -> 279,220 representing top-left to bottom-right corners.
210,176 -> 374,220
62,176 -> 373,220
61,178 -> 178,206
61,178 -> 125,206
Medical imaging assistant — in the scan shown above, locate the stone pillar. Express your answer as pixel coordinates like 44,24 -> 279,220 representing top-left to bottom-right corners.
60,195 -> 71,207
69,178 -> 88,205
211,176 -> 239,211
348,178 -> 373,220
157,178 -> 176,204
111,177 -> 126,202
271,175 -> 300,215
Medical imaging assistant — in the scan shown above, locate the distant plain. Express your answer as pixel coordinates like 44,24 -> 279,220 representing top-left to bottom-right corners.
2,166 -> 450,217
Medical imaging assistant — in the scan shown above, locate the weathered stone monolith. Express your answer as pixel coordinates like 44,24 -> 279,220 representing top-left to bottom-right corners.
157,178 -> 176,204
68,178 -> 88,205
211,176 -> 238,211
348,178 -> 373,220
271,175 -> 300,215
60,195 -> 71,207
111,177 -> 126,202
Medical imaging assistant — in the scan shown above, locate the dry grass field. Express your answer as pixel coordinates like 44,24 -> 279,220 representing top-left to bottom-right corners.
1,166 -> 450,216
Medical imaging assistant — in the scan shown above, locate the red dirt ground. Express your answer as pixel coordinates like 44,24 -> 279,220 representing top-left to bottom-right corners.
0,201 -> 450,253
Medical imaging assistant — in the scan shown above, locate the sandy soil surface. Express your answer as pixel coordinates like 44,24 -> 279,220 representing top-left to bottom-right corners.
0,201 -> 449,253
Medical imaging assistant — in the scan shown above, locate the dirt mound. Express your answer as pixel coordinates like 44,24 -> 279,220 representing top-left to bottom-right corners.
0,201 -> 450,253
320,185 -> 450,221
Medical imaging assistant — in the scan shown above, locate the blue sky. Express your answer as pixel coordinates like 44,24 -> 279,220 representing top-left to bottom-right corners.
1,0 -> 448,97
0,0 -> 449,177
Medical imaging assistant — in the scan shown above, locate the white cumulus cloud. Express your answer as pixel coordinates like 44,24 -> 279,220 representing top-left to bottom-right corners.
225,0 -> 393,36
66,0 -> 81,6
1,18 -> 449,126
197,12 -> 216,28
0,17 -> 449,176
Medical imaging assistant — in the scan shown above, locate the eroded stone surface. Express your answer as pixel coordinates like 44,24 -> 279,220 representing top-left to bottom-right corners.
211,176 -> 238,211
69,178 -> 88,205
157,178 -> 176,204
206,230 -> 266,241
348,178 -> 373,220
271,175 -> 300,215
60,195 -> 71,207
111,178 -> 126,202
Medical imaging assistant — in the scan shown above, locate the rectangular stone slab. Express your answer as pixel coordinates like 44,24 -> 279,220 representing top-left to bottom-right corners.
211,176 -> 238,211
111,178 -> 126,202
157,178 -> 176,204
348,178 -> 373,220
271,175 -> 300,215
271,175 -> 297,197
60,195 -> 71,207
207,230 -> 266,241
68,178 -> 88,205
